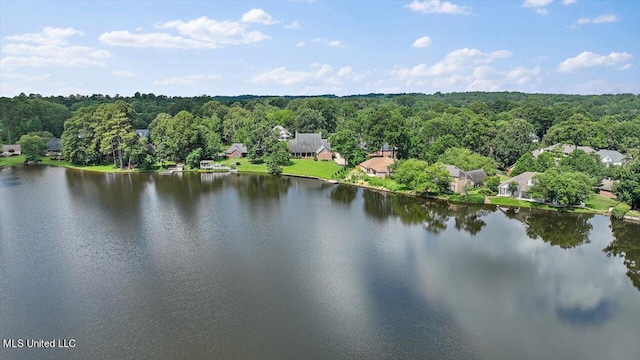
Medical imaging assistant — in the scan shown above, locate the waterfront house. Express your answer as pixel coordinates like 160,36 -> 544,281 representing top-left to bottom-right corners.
1,144 -> 21,156
498,172 -> 541,199
46,138 -> 63,159
357,156 -> 395,178
596,149 -> 625,167
225,143 -> 248,159
288,133 -> 333,160
598,178 -> 618,199
200,160 -> 229,170
446,165 -> 487,193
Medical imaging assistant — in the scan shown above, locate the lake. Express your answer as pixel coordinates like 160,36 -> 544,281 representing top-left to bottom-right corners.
1,166 -> 639,360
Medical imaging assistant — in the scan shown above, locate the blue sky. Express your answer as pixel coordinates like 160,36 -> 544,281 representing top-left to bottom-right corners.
1,0 -> 638,96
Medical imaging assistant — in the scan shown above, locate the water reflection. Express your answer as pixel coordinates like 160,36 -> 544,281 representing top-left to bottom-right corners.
501,208 -> 594,248
605,219 -> 640,291
329,185 -> 357,206
231,174 -> 291,200
451,204 -> 491,235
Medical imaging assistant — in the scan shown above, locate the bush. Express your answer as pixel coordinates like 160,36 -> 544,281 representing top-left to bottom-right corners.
612,203 -> 631,219
478,187 -> 497,196
449,193 -> 485,204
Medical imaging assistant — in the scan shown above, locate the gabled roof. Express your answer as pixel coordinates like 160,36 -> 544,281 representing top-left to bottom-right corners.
597,149 -> 625,164
499,172 -> 541,190
46,137 -> 62,151
135,129 -> 150,138
445,165 -> 463,178
359,156 -> 395,173
464,169 -> 487,184
288,133 -> 332,153
599,178 -> 617,192
273,125 -> 291,137
2,144 -> 20,152
226,143 -> 247,154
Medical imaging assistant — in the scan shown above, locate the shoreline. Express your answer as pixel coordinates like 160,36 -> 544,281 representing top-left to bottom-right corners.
3,160 -> 637,221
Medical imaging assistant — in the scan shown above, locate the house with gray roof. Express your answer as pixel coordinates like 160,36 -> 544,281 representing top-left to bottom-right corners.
288,133 -> 333,160
225,143 -> 248,159
532,144 -> 595,158
597,149 -> 625,167
273,125 -> 291,141
498,172 -> 542,199
445,164 -> 487,193
46,138 -> 63,159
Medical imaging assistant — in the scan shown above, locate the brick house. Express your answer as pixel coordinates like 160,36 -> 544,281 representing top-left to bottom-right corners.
225,143 -> 248,159
288,133 -> 333,160
357,156 -> 395,178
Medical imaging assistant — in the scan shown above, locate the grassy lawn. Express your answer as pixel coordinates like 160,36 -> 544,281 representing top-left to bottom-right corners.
220,158 -> 341,179
488,196 -> 558,210
628,210 -> 640,218
39,157 -> 135,172
0,155 -> 27,167
584,195 -> 619,211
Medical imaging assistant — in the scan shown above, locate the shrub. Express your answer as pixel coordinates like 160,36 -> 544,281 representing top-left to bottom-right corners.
612,203 -> 631,219
478,187 -> 497,196
449,193 -> 485,204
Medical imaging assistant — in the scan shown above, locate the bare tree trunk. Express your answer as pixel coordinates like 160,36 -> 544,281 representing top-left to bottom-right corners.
117,138 -> 123,169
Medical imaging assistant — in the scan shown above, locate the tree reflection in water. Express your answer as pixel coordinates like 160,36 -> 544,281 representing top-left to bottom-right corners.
359,188 -> 494,236
523,211 -> 594,248
329,185 -> 358,206
604,219 -> 640,291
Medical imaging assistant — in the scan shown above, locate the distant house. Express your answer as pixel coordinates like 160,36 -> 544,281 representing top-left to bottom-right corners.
530,133 -> 540,143
446,165 -> 487,193
273,126 -> 291,141
498,172 -> 541,199
532,144 -> 595,158
288,133 -> 333,160
135,129 -> 150,138
597,149 -> 625,167
359,142 -> 397,158
1,144 -> 21,156
225,143 -> 248,159
598,179 -> 618,199
46,138 -> 63,159
357,156 -> 395,178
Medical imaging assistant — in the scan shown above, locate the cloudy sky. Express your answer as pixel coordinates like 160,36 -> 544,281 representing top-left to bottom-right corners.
1,0 -> 638,96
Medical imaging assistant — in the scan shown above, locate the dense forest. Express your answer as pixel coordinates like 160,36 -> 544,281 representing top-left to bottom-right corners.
2,91 -> 639,208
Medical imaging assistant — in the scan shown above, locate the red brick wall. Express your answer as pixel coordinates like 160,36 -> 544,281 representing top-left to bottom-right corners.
317,149 -> 333,161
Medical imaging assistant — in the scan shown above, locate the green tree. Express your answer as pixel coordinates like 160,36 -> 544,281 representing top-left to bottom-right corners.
492,118 -> 536,168
511,153 -> 537,176
528,169 -> 594,206
186,147 -> 203,169
438,147 -> 498,175
18,134 -> 46,161
393,159 -> 451,193
613,158 -> 640,209
544,113 -> 592,149
559,149 -> 606,183
329,129 -> 367,166
508,181 -> 520,196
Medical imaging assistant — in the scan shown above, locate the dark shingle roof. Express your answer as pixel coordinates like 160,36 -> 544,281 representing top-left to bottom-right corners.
225,143 -> 247,154
46,138 -> 62,151
288,133 -> 332,153
464,169 -> 487,184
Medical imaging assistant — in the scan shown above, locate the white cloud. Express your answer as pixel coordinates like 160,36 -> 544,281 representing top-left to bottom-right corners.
154,74 -> 221,86
412,36 -> 432,48
4,27 -> 83,45
388,48 -> 538,92
393,48 -> 512,78
523,0 -> 553,14
285,20 -> 301,29
558,51 -> 633,73
310,38 -> 349,48
522,0 -> 553,7
112,70 -> 135,78
1,43 -> 111,69
250,64 -> 369,94
563,0 -> 577,4
296,41 -> 305,47
405,0 -> 472,15
572,14 -> 618,27
618,64 -> 633,71
240,9 -> 280,25
100,16 -> 270,49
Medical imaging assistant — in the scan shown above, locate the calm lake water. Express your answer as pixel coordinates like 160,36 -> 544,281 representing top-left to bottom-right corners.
1,166 -> 639,360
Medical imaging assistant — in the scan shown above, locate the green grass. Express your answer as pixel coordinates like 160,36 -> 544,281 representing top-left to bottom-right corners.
488,196 -> 556,210
219,158 -> 341,179
0,155 -> 27,167
584,195 -> 620,211
628,210 -> 640,218
39,157 -> 135,172
363,176 -> 407,191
